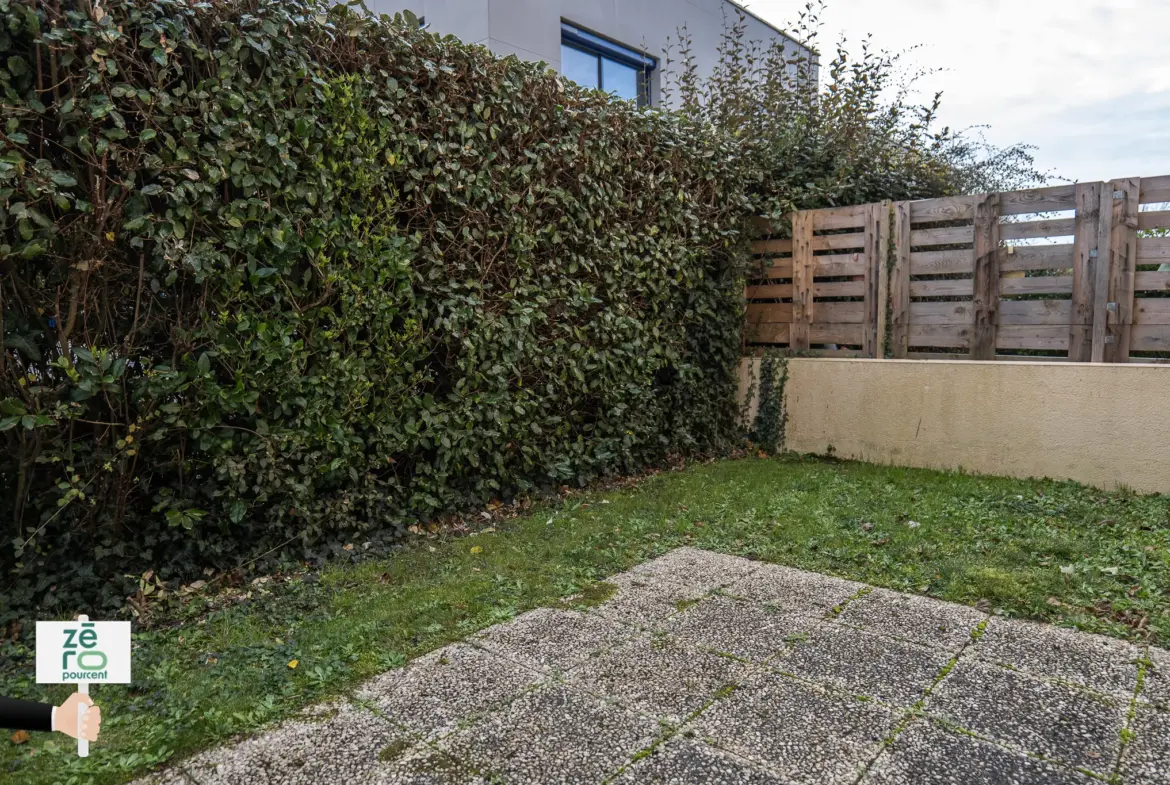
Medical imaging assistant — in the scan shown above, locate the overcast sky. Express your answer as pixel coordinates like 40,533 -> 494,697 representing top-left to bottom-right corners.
743,0 -> 1170,184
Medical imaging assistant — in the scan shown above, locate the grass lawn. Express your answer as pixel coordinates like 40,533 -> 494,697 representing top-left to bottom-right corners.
2,454 -> 1168,784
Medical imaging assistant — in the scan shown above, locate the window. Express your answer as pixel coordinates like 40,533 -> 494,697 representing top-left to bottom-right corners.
560,22 -> 655,106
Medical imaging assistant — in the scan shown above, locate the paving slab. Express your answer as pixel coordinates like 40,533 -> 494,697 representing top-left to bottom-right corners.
657,594 -> 818,664
691,669 -> 897,785
834,587 -> 986,652
612,735 -> 797,784
1117,705 -> 1170,785
468,606 -> 634,674
356,642 -> 543,739
927,658 -> 1126,774
566,630 -> 750,724
860,719 -> 1097,785
970,616 -> 1141,699
624,546 -> 762,589
438,681 -> 660,784
726,563 -> 865,618
177,700 -> 417,785
776,620 -> 953,708
132,548 -> 1170,785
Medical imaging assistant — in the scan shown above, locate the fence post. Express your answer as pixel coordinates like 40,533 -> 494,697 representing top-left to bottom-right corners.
790,210 -> 813,352
889,201 -> 911,358
867,201 -> 891,358
1107,179 -> 1139,363
970,193 -> 1002,360
1069,182 -> 1102,362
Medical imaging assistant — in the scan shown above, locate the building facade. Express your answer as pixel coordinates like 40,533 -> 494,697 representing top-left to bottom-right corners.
371,0 -> 814,106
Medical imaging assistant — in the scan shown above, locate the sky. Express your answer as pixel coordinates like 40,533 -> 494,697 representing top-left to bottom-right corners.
742,0 -> 1170,184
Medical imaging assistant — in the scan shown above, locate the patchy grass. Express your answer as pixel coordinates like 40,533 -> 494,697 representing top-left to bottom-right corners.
1,454 -> 1167,784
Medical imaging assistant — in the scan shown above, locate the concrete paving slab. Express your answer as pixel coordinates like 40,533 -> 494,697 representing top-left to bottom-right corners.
860,719 -> 1097,785
438,682 -> 660,785
776,621 -> 953,708
726,563 -> 865,618
691,669 -> 897,785
132,548 -> 1170,785
970,616 -> 1141,699
834,587 -> 986,652
468,606 -> 634,674
927,658 -> 1126,775
1117,705 -> 1170,785
657,594 -> 818,664
612,735 -> 798,784
356,642 -> 543,739
178,700 -> 414,785
566,630 -> 750,724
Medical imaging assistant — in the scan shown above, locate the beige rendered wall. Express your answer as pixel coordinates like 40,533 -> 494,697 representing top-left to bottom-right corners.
739,358 -> 1170,494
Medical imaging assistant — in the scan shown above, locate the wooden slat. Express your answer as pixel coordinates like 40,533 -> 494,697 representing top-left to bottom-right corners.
753,238 -> 793,255
745,303 -> 793,323
911,226 -> 974,247
1134,298 -> 1170,324
910,250 -> 974,275
791,211 -> 813,351
810,323 -> 864,345
1130,324 -> 1170,351
910,279 -> 974,298
1134,271 -> 1170,291
971,193 -> 1002,359
1137,237 -> 1170,262
809,205 -> 869,231
995,354 -> 1075,362
751,259 -> 794,279
909,324 -> 971,348
890,202 -> 911,359
999,299 -> 1073,325
811,233 -> 867,252
815,301 -> 867,323
1138,211 -> 1170,231
1069,183 -> 1100,362
907,351 -> 969,361
1139,175 -> 1170,205
910,196 -> 975,223
813,281 -> 866,298
747,322 -> 790,344
999,184 -> 1078,216
909,301 -> 973,324
809,348 -> 866,358
1105,179 -> 1140,362
860,202 -> 884,357
999,275 -> 1074,296
814,256 -> 867,277
997,325 -> 1070,351
998,244 -> 1075,272
745,283 -> 793,300
1000,217 -> 1076,241
874,202 -> 891,358
1127,356 -> 1170,364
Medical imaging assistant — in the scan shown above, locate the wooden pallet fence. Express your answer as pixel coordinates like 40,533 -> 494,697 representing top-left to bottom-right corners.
746,174 -> 1170,363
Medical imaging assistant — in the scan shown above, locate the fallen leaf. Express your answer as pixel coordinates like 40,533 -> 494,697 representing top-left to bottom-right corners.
287,659 -> 299,669
343,543 -> 354,551
906,520 -> 921,529
861,522 -> 874,531
470,545 -> 482,554
11,731 -> 29,745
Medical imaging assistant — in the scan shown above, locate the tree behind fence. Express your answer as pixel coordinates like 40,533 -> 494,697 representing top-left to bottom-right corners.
746,175 -> 1170,363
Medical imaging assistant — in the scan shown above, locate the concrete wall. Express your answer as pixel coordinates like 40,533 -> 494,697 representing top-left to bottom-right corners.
738,358 -> 1170,494
371,0 -> 812,105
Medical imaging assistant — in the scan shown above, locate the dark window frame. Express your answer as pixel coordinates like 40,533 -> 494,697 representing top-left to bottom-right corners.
560,21 -> 656,107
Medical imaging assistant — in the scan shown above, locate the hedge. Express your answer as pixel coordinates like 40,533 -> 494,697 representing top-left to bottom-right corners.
0,0 -> 758,618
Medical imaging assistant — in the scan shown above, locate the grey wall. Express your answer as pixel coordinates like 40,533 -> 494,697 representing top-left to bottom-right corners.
368,0 -> 815,106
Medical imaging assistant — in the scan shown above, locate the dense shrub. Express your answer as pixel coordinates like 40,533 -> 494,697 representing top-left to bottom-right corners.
0,0 -> 758,618
664,3 -> 1049,219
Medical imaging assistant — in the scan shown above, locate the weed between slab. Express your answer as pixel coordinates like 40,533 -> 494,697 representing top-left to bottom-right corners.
1112,653 -> 1150,783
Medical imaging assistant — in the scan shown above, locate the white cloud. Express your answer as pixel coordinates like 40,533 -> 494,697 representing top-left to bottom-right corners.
742,0 -> 1170,182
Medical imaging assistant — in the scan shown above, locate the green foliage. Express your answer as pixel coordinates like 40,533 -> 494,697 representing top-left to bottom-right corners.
751,352 -> 788,453
663,2 -> 1049,220
0,0 -> 757,619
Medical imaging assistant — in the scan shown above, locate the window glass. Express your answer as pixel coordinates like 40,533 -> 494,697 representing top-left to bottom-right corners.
561,45 -> 599,90
601,58 -> 639,102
